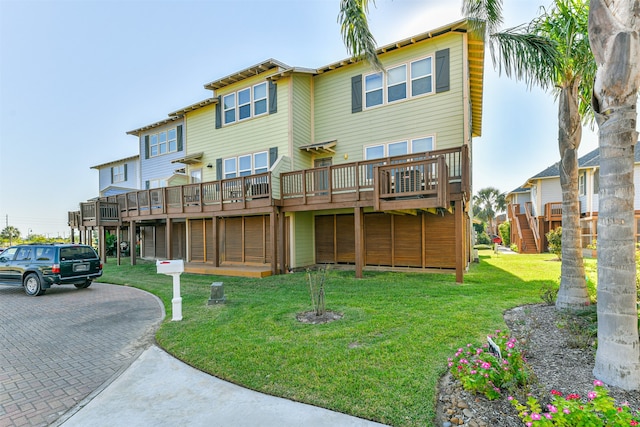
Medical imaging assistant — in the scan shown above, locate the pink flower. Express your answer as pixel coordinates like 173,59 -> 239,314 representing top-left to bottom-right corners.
470,370 -> 477,375
448,362 -> 453,368
545,413 -> 553,420
593,379 -> 603,387
588,391 -> 597,400
547,404 -> 557,413
630,420 -> 638,426
551,389 -> 563,396
508,396 -> 513,401
563,408 -> 570,414
526,423 -> 532,427
531,413 -> 541,421
507,341 -> 515,349
481,362 -> 491,369
567,393 -> 580,400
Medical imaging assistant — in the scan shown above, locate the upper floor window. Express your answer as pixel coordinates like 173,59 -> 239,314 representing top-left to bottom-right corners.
149,128 -> 178,157
223,82 -> 269,125
111,164 -> 126,183
364,136 -> 434,160
224,151 -> 269,178
363,56 -> 433,109
579,172 -> 586,196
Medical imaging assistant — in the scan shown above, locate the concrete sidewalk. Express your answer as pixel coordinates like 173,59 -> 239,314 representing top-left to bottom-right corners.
57,345 -> 387,427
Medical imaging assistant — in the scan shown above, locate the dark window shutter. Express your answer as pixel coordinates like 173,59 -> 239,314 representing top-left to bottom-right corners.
110,167 -> 114,184
269,147 -> 278,167
124,164 -> 128,181
351,75 -> 362,113
144,135 -> 150,159
177,125 -> 183,151
216,158 -> 222,180
268,80 -> 277,114
435,48 -> 450,93
215,96 -> 222,129
145,180 -> 150,190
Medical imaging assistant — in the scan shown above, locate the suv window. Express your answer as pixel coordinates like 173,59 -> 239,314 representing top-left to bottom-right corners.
60,246 -> 98,261
0,247 -> 17,262
35,247 -> 55,261
16,247 -> 33,261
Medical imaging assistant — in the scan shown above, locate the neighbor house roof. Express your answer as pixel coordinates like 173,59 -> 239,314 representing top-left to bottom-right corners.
126,115 -> 183,136
90,155 -> 139,170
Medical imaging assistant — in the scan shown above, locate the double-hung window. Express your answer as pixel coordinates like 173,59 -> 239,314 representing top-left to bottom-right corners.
224,158 -> 237,178
365,136 -> 435,160
238,88 -> 251,120
253,83 -> 267,116
411,57 -> 432,96
149,127 -> 179,157
223,93 -> 236,124
365,72 -> 383,108
387,65 -> 407,103
112,165 -> 125,183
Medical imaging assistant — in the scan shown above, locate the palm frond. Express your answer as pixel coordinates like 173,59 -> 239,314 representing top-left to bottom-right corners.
338,0 -> 383,71
461,0 -> 504,39
489,27 -> 560,90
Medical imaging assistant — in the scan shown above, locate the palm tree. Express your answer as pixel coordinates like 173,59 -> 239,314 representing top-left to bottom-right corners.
338,0 -> 593,309
0,226 -> 20,246
588,0 -> 640,391
473,187 -> 506,235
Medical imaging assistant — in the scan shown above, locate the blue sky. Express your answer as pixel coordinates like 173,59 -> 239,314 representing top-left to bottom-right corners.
0,0 -> 601,238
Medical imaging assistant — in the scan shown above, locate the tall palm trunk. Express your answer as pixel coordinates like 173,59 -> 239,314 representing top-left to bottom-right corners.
589,0 -> 640,390
556,80 -> 590,309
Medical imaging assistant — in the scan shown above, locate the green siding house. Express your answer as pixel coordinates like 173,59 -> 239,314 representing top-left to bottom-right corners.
72,19 -> 485,282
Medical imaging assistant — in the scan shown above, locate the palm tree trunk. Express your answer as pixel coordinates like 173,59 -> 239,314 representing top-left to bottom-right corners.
589,0 -> 640,391
556,81 -> 590,309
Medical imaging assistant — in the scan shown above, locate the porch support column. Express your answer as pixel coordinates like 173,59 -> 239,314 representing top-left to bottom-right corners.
116,225 -> 121,266
212,216 -> 220,267
278,211 -> 286,274
455,200 -> 463,284
354,206 -> 364,279
129,220 -> 136,265
166,218 -> 173,260
99,226 -> 107,264
270,208 -> 278,275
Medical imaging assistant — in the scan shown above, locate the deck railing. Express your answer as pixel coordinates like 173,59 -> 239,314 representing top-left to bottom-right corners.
114,172 -> 272,218
79,201 -> 120,225
524,202 -> 540,252
281,146 -> 468,205
545,202 -> 563,221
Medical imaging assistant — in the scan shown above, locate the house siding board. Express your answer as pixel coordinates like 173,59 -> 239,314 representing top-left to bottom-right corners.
97,158 -> 140,195
292,211 -> 314,267
292,75 -> 313,172
539,178 -> 562,212
183,105 -> 216,181
313,34 -> 465,164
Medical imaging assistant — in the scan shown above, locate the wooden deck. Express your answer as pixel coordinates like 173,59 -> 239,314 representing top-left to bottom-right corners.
184,262 -> 272,278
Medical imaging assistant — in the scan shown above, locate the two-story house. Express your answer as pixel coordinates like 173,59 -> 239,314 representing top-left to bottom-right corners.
507,141 -> 640,254
90,155 -> 140,197
71,19 -> 485,282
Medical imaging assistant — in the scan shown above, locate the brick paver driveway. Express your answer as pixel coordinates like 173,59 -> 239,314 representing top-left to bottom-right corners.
0,283 -> 164,426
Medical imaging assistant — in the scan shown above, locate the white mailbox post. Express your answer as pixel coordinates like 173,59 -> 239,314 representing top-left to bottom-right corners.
156,260 -> 185,321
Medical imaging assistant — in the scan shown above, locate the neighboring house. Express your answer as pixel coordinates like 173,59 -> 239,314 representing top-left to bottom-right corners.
90,155 -> 140,197
126,116 -> 187,190
70,19 -> 485,282
506,141 -> 640,254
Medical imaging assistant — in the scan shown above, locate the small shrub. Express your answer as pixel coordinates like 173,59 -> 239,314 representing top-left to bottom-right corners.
546,227 -> 562,260
510,243 -> 519,253
306,265 -> 329,316
448,330 -> 533,400
499,221 -> 511,247
510,381 -> 640,426
540,283 -> 558,305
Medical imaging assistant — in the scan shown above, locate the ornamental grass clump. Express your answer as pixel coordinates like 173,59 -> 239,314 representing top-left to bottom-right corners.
448,330 -> 532,400
509,380 -> 640,426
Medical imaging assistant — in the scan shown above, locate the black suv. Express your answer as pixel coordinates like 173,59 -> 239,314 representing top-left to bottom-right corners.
0,244 -> 102,296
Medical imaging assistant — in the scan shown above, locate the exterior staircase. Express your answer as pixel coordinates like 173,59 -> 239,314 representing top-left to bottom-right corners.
516,213 -> 538,254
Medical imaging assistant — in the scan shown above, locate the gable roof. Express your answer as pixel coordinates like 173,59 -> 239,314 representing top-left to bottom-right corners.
91,155 -> 139,170
513,141 -> 640,193
126,115 -> 183,136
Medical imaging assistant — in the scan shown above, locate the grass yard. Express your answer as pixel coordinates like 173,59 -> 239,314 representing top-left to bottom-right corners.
98,250 -> 574,426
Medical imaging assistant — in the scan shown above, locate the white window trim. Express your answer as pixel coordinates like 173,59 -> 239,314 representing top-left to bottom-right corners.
149,127 -> 179,158
112,165 -> 125,183
363,136 -> 436,159
223,150 -> 270,177
222,82 -> 269,126
363,55 -> 434,110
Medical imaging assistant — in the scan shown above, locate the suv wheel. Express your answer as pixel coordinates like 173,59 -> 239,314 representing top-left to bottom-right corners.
24,273 -> 45,296
74,280 -> 92,289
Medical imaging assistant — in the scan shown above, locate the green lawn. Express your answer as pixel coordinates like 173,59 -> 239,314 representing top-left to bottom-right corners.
98,251 -> 575,426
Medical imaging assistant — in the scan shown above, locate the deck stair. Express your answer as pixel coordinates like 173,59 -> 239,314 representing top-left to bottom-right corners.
516,213 -> 538,254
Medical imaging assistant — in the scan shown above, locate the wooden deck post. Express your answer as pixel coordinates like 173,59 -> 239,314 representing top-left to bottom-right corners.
278,211 -> 286,274
99,226 -> 107,264
455,200 -> 463,283
116,225 -> 121,266
166,218 -> 173,260
354,206 -> 364,279
129,220 -> 136,266
270,209 -> 278,276
212,216 -> 220,267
